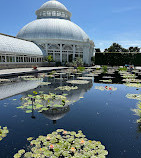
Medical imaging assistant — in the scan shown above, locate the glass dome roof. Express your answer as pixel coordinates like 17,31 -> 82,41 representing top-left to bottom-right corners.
17,0 -> 90,43
17,19 -> 89,42
38,0 -> 68,11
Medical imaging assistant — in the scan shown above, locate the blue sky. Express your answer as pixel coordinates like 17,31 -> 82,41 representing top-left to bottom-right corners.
0,0 -> 141,51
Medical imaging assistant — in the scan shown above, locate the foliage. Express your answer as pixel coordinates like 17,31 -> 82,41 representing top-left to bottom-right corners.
77,67 -> 85,72
129,47 -> 140,53
122,79 -> 141,83
77,77 -> 93,80
104,43 -> 128,53
91,56 -> 95,64
118,67 -> 127,71
14,129 -> 108,158
102,66 -> 108,74
99,79 -> 112,83
39,82 -> 51,85
22,77 -> 42,81
66,80 -> 89,85
17,92 -> 71,113
95,53 -> 141,66
132,102 -> 141,123
126,94 -> 141,101
44,55 -> 53,63
124,83 -> 141,88
72,57 -> 84,67
95,48 -> 101,52
95,86 -> 117,91
55,86 -> 78,91
122,74 -> 136,79
85,73 -> 97,77
0,126 -> 9,141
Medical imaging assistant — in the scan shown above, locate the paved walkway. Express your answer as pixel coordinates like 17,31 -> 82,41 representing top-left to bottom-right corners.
0,67 -> 67,77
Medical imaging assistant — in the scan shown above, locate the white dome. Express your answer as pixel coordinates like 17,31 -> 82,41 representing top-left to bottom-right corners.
39,0 -> 68,11
17,19 -> 89,42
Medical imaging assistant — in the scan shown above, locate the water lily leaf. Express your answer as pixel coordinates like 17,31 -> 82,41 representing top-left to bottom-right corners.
27,137 -> 33,141
14,129 -> 108,157
25,110 -> 32,113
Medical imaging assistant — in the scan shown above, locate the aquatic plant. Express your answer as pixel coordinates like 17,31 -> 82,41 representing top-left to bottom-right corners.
102,66 -> 108,74
14,129 -> 108,158
46,75 -> 55,78
39,82 -> 51,85
95,86 -> 117,91
124,83 -> 141,88
102,76 -> 114,79
23,78 -> 42,81
66,80 -> 89,85
118,67 -> 127,71
55,86 -> 78,91
126,94 -> 141,101
132,102 -> 141,123
0,126 -> 9,141
85,74 -> 96,77
85,68 -> 93,72
17,92 -> 71,113
122,79 -> 141,83
77,77 -> 93,80
122,74 -> 136,79
77,67 -> 85,72
99,79 -> 112,83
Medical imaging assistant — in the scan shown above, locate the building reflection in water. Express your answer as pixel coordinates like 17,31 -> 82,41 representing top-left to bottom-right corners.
0,73 -> 93,123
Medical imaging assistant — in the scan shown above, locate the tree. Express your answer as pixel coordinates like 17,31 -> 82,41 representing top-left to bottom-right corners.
107,43 -> 123,52
104,43 -> 128,52
91,56 -> 95,64
104,48 -> 108,52
122,48 -> 128,52
95,48 -> 101,52
44,55 -> 53,65
129,46 -> 140,52
72,57 -> 83,67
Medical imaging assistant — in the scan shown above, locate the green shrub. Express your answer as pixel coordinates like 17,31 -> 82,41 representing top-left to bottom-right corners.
102,66 -> 108,73
118,66 -> 127,71
77,67 -> 85,72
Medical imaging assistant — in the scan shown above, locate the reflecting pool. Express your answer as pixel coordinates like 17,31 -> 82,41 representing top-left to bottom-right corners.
0,68 -> 141,158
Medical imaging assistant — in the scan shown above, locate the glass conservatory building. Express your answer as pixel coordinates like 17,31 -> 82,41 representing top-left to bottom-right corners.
0,34 -> 43,63
0,0 -> 94,66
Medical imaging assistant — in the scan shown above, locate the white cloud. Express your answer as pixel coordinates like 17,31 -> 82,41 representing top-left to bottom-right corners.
112,6 -> 141,13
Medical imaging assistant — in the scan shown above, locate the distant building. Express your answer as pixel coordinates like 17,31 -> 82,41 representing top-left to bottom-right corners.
0,0 -> 94,68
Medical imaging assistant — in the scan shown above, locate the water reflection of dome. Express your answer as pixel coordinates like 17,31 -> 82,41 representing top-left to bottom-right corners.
35,82 -> 92,107
42,106 -> 70,123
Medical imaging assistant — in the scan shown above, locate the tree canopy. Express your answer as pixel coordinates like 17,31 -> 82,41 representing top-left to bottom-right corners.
104,43 -> 140,53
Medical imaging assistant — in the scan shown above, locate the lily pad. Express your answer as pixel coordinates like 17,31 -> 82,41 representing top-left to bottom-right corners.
0,126 -> 9,141
95,86 -> 117,91
14,129 -> 108,158
55,86 -> 78,91
66,80 -> 89,85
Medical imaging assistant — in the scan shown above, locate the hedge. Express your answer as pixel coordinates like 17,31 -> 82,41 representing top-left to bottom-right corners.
95,53 -> 141,66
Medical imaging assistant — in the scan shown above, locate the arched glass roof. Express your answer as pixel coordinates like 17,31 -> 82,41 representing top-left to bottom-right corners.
0,34 -> 43,56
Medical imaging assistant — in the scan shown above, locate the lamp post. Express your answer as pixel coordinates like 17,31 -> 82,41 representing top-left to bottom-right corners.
31,98 -> 36,119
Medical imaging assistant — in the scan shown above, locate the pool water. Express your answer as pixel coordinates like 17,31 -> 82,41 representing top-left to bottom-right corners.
0,69 -> 141,158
